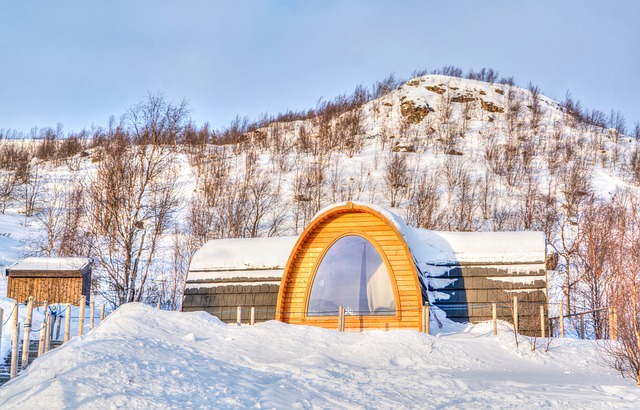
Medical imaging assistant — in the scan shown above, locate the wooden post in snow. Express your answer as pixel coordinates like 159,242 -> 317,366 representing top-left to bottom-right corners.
540,305 -> 546,339
513,296 -> 519,335
559,300 -> 565,338
45,311 -> 52,352
157,302 -> 161,309
580,314 -> 585,340
10,301 -> 19,379
423,303 -> 430,335
338,306 -> 345,332
250,307 -> 255,325
39,301 -> 48,356
63,303 -> 71,343
100,304 -> 106,322
492,303 -> 497,336
22,296 -> 34,369
38,310 -> 48,357
236,307 -> 242,326
89,301 -> 95,330
78,296 -> 86,336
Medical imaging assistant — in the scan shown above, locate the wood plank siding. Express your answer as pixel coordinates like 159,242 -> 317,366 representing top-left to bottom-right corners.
276,202 -> 424,332
8,276 -> 84,305
6,262 -> 91,305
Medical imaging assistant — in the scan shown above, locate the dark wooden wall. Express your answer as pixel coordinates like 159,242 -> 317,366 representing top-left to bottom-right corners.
431,265 -> 547,335
183,284 -> 280,323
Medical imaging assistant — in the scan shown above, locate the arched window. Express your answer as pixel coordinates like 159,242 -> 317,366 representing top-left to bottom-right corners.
307,235 -> 396,316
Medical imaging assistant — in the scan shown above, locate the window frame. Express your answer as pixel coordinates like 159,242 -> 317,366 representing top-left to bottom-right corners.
304,232 -> 401,320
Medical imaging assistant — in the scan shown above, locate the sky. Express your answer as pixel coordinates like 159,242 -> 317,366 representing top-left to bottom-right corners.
1,1 -> 639,136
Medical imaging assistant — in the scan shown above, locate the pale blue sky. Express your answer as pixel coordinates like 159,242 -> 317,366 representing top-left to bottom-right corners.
1,1 -> 638,135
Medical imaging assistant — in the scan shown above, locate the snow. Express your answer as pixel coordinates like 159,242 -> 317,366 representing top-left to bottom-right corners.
0,303 -> 637,408
0,74 -> 636,406
405,229 -> 546,267
188,204 -> 546,279
188,236 -> 298,272
7,257 -> 90,272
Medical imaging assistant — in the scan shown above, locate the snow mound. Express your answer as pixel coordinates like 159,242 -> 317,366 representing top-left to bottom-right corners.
0,303 -> 638,408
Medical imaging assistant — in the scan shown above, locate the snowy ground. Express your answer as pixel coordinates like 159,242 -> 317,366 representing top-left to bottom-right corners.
0,303 -> 637,409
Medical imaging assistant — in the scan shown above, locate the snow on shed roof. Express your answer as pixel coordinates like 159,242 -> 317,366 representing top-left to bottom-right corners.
404,228 -> 546,268
188,236 -> 298,272
187,203 -> 546,282
316,202 -> 545,266
9,257 -> 90,272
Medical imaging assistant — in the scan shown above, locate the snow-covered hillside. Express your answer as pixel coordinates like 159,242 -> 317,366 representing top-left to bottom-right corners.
0,303 -> 637,408
0,73 -> 639,405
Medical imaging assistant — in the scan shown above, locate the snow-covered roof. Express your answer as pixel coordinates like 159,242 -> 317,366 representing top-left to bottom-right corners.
187,203 -> 546,285
8,257 -> 90,272
405,229 -> 546,267
315,202 -> 545,266
188,236 -> 298,272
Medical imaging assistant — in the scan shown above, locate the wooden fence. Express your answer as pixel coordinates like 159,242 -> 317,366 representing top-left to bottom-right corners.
231,297 -> 619,342
1,296 -> 111,381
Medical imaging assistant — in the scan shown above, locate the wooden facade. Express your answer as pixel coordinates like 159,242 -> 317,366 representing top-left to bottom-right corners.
6,258 -> 91,304
183,282 -> 280,323
276,202 -> 425,332
185,202 -> 548,335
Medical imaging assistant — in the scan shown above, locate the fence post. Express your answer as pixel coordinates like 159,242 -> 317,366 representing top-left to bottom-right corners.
100,304 -> 106,322
559,300 -> 564,338
250,307 -> 255,325
39,301 -> 48,356
540,305 -> 546,338
338,306 -> 345,332
580,314 -> 585,340
236,307 -> 242,326
38,310 -> 49,357
611,308 -> 618,341
10,301 -> 19,379
492,303 -> 497,336
22,296 -> 34,369
63,303 -> 72,343
157,302 -> 161,309
78,296 -> 86,337
513,296 -> 519,335
45,312 -> 53,352
90,301 -> 95,330
423,303 -> 430,335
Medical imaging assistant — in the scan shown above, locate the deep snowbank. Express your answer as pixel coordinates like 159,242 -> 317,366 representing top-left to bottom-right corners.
0,303 -> 637,409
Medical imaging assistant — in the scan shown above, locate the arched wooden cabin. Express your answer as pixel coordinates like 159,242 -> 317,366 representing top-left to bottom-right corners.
276,202 -> 424,331
184,201 -> 548,334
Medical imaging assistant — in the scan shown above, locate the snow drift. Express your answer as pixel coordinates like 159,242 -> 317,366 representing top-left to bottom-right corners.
0,303 -> 637,409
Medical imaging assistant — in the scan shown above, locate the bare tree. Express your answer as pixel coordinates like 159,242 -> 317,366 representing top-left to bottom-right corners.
85,96 -> 184,307
384,152 -> 409,207
603,191 -> 640,385
404,171 -> 440,229
34,181 -> 64,256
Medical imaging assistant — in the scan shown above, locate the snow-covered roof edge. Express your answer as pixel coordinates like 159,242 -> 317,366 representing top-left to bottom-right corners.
9,257 -> 91,272
188,203 -> 546,281
188,236 -> 298,272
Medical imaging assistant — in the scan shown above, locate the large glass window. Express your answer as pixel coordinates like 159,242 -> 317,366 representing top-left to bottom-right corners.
307,235 -> 396,316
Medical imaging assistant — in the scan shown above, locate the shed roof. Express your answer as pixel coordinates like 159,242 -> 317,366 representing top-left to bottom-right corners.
189,236 -> 298,273
187,203 -> 546,282
8,257 -> 90,272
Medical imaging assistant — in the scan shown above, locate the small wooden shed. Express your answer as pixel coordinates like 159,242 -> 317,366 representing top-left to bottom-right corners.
5,257 -> 92,304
